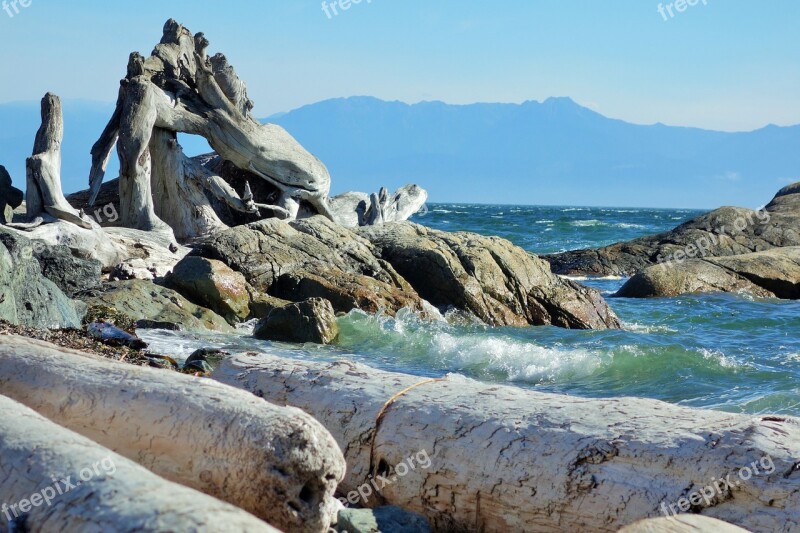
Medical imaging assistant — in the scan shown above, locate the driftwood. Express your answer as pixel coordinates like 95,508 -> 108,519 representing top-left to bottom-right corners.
88,20 -> 332,234
619,515 -> 751,533
88,19 -> 427,237
0,336 -> 344,533
25,94 -> 94,229
212,353 -> 800,533
0,394 -> 278,532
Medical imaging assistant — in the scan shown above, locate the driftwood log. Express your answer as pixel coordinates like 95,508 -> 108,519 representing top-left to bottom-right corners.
25,94 -> 94,229
88,19 -> 426,237
0,394 -> 278,532
211,353 -> 800,533
619,515 -> 751,533
0,336 -> 344,533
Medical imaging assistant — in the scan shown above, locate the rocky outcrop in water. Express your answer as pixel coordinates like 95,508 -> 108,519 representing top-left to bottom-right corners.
359,223 -> 621,329
545,181 -> 800,277
197,217 -> 621,329
616,246 -> 800,299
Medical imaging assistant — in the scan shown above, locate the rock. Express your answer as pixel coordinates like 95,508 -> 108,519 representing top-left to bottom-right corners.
0,164 -> 23,224
545,181 -> 800,277
167,256 -> 251,324
87,320 -> 148,349
619,515 -> 752,532
183,348 -> 228,373
254,298 -> 339,344
78,279 -> 234,334
336,506 -> 431,533
135,319 -> 182,330
106,226 -> 189,277
359,222 -> 621,329
249,292 -> 293,319
32,241 -> 102,297
616,247 -> 800,299
196,216 -> 425,316
0,228 -> 84,329
3,218 -> 123,269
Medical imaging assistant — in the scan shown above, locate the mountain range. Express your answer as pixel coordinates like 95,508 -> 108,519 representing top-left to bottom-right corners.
1,96 -> 797,208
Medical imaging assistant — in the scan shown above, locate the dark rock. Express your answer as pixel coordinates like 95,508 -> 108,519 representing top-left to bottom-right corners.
77,279 -> 234,334
248,293 -> 293,319
86,320 -> 148,349
183,348 -> 228,373
33,243 -> 102,297
166,256 -> 250,324
546,182 -> 800,277
335,506 -> 431,533
616,247 -> 800,299
147,354 -> 179,370
0,228 -> 84,329
254,298 -> 339,344
134,319 -> 182,331
359,223 -> 621,329
0,165 -> 23,224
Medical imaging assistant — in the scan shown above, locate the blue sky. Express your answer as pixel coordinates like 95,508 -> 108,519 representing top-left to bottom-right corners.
0,0 -> 798,132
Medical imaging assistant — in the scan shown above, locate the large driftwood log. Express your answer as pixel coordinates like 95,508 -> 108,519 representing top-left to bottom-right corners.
211,354 -> 800,533
0,336 -> 344,533
25,94 -> 94,229
89,20 -> 333,233
0,394 -> 278,532
619,515 -> 751,533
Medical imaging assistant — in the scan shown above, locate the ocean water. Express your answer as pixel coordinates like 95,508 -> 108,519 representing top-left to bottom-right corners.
140,204 -> 800,416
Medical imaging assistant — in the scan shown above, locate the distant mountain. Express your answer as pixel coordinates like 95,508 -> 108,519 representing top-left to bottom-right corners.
267,97 -> 800,208
1,96 -> 797,208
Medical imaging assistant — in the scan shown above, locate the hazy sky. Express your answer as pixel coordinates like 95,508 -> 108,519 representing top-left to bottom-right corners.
0,0 -> 798,131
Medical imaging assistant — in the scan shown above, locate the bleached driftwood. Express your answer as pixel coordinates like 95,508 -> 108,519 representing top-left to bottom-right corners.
0,394 -> 278,532
25,94 -> 94,229
0,336 -> 344,533
619,515 -> 751,532
88,20 -> 333,233
212,353 -> 800,533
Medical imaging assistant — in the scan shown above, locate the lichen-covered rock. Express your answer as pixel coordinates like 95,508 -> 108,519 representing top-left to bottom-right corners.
167,256 -> 251,324
359,222 -> 620,329
546,181 -> 800,277
33,242 -> 102,297
616,247 -> 800,299
254,298 -> 339,344
78,279 -> 233,333
0,228 -> 84,328
196,216 -> 425,315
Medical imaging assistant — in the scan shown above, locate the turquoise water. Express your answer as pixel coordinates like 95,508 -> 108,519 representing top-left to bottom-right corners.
140,204 -> 800,416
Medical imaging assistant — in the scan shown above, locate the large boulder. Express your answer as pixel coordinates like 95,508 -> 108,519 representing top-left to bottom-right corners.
167,256 -> 251,324
617,247 -> 800,299
0,229 -> 84,328
195,216 -> 425,316
78,279 -> 234,333
254,298 -> 339,344
546,181 -> 800,277
359,222 -> 621,329
335,506 -> 431,533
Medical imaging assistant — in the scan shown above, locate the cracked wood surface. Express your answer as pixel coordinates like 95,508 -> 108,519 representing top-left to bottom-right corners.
212,353 -> 800,533
0,394 -> 279,533
0,335 -> 344,533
